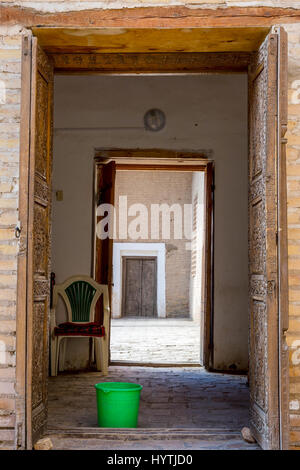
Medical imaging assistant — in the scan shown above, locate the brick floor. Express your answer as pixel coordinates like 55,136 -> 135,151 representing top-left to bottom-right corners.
47,366 -> 259,449
110,318 -> 201,364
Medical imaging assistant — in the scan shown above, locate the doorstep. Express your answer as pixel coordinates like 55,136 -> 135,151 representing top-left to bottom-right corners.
46,427 -> 260,450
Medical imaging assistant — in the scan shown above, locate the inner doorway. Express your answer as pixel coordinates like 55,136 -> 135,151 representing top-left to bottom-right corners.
93,157 -> 210,366
18,27 -> 289,450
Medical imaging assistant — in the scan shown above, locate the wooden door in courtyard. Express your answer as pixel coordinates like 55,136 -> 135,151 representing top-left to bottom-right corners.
248,28 -> 288,450
122,257 -> 157,317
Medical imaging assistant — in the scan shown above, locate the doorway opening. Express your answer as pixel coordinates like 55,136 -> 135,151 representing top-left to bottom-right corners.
92,160 -> 209,366
49,73 -> 247,435
17,26 -> 289,450
111,167 -> 205,365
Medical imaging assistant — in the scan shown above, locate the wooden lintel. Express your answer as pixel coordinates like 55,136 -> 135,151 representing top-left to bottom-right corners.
1,5 -> 300,29
51,52 -> 251,73
33,27 -> 269,54
95,149 -> 210,161
116,164 -> 206,171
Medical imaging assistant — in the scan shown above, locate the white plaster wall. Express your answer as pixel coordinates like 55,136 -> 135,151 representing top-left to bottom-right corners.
52,74 -> 248,370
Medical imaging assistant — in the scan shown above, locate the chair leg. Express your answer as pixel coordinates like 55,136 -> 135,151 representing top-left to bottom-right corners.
59,338 -> 67,372
91,337 -> 95,365
95,337 -> 102,372
101,336 -> 108,376
55,337 -> 62,376
50,334 -> 57,377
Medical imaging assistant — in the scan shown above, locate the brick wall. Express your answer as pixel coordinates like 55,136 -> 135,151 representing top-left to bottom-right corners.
0,31 -> 21,450
115,170 -> 193,318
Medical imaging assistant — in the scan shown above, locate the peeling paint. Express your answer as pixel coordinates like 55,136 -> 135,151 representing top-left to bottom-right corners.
291,339 -> 300,365
0,26 -> 28,36
1,1 -> 300,15
290,399 -> 300,410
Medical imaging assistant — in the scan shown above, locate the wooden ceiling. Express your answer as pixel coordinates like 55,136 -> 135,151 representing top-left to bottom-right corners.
32,27 -> 269,54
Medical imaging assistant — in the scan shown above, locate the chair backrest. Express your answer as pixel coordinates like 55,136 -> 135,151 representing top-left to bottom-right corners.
52,275 -> 109,323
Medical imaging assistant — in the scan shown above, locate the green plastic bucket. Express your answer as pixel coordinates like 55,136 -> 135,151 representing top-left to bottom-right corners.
94,382 -> 143,428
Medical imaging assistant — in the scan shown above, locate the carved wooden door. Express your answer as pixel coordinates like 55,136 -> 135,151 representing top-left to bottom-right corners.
248,28 -> 288,450
26,38 -> 53,448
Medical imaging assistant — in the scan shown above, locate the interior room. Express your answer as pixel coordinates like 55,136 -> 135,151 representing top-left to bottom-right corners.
46,72 -> 250,442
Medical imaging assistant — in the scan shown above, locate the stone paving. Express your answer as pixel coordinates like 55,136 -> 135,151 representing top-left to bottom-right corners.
48,366 -> 250,429
49,435 -> 259,450
110,318 -> 201,364
48,366 -> 258,450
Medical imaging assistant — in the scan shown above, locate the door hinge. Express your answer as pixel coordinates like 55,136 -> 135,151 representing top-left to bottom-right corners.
23,36 -> 30,57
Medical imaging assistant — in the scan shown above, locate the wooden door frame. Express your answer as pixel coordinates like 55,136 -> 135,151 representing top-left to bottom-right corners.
121,256 -> 158,318
15,29 -> 289,449
93,149 -> 213,368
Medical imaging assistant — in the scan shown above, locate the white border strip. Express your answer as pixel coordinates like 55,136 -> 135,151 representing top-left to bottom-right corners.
112,242 -> 166,318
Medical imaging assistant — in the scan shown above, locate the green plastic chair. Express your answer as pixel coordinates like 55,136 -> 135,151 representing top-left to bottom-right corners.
50,275 -> 110,377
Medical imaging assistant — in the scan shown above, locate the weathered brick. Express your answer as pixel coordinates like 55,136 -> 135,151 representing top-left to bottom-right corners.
0,50 -> 21,60
288,229 -> 300,241
0,413 -> 15,428
4,90 -> 20,105
0,335 -> 15,351
0,244 -> 18,256
289,290 -> 300,302
0,320 -> 15,334
287,166 -> 300,177
288,245 -> 300,256
288,257 -> 300,269
288,317 -> 300,332
290,381 -> 300,395
0,199 -> 17,210
0,305 -> 16,318
0,228 -> 15,240
0,367 -> 15,380
0,398 -> 15,411
288,212 -> 300,224
0,137 -> 19,150
0,429 -> 14,441
288,197 -> 300,208
0,289 -> 16,302
290,430 -> 300,443
0,381 -> 15,395
290,414 -> 300,427
0,211 -> 18,225
289,274 -> 300,285
0,259 -> 17,270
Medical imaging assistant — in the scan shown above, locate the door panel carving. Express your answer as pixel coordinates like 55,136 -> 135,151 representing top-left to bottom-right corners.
26,39 -> 53,448
248,28 -> 288,449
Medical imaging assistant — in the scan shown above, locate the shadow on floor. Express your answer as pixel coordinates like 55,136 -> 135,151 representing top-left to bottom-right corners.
47,366 -> 259,449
